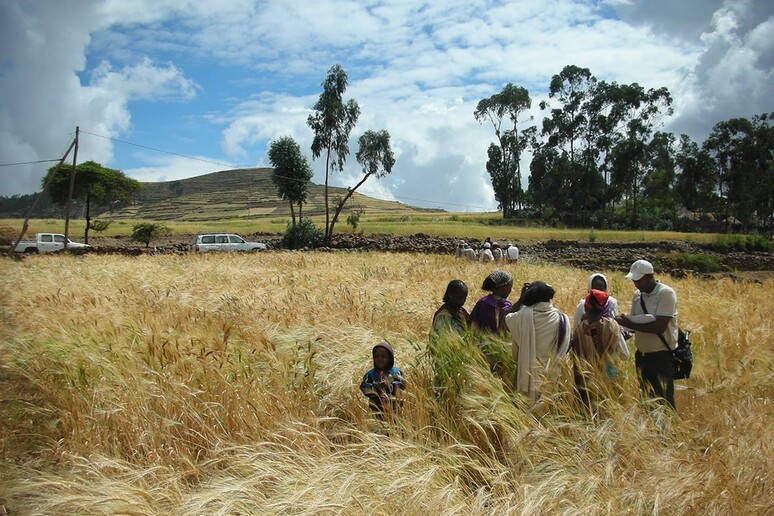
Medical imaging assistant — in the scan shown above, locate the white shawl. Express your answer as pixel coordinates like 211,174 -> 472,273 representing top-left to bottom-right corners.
506,302 -> 570,402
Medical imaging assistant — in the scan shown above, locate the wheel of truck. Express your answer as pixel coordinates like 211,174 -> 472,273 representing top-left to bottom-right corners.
25,247 -> 39,254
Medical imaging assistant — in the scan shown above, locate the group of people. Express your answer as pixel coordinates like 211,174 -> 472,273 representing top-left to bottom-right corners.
455,238 -> 519,263
433,259 -> 680,409
361,259 -> 680,416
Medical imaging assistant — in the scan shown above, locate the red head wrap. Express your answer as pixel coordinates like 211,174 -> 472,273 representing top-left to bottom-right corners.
584,288 -> 609,311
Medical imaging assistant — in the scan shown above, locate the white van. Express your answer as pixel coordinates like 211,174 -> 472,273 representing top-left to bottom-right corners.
191,233 -> 267,253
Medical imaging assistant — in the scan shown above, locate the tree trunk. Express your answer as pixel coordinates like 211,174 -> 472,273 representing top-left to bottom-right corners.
84,193 -> 91,243
289,201 -> 296,228
324,147 -> 332,245
330,176 -> 371,240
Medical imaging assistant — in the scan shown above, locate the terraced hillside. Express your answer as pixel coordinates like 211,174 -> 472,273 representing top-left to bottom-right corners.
108,168 -> 430,221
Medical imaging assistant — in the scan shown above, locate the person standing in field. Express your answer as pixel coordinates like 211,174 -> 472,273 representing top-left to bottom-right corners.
573,273 -> 630,374
469,271 -> 513,334
571,289 -> 623,412
432,280 -> 470,335
505,281 -> 570,403
505,243 -> 519,262
491,242 -> 503,261
615,260 -> 679,410
360,342 -> 405,416
478,241 -> 495,262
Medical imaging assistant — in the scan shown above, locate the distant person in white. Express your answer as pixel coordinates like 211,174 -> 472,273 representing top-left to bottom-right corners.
478,241 -> 494,262
491,242 -> 503,261
505,243 -> 519,262
456,240 -> 477,260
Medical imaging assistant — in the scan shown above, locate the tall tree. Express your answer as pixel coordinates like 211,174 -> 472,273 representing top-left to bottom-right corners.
329,130 -> 395,238
704,113 -> 774,231
307,64 -> 361,245
540,65 -> 596,167
474,83 -> 532,217
674,134 -> 717,215
607,84 -> 673,227
527,143 -> 571,218
41,160 -> 140,243
268,136 -> 313,228
539,66 -> 603,223
640,131 -> 677,222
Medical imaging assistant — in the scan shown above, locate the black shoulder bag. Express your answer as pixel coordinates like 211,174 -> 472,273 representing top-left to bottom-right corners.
639,296 -> 693,380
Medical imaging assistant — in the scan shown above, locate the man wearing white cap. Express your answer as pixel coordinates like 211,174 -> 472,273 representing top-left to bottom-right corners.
615,259 -> 679,409
478,241 -> 494,262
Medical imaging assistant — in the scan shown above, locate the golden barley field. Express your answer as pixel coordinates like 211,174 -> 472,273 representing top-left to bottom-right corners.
1,252 -> 772,515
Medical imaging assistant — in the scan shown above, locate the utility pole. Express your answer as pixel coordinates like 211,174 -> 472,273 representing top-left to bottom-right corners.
63,126 -> 80,251
10,135 -> 77,254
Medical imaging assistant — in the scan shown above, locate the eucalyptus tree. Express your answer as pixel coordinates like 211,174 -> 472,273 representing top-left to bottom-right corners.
268,136 -> 314,229
540,65 -> 597,168
640,131 -> 677,223
307,64 -> 361,245
704,113 -> 774,230
328,129 -> 395,238
539,66 -> 603,222
41,160 -> 141,243
674,134 -> 718,216
474,83 -> 532,217
527,143 -> 571,218
607,83 -> 673,227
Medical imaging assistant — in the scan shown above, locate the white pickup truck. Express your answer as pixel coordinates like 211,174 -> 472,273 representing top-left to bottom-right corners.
13,233 -> 91,254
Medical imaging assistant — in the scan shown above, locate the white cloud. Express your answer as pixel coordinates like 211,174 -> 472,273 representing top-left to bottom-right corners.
124,155 -> 230,184
1,0 -> 771,214
0,1 -> 200,197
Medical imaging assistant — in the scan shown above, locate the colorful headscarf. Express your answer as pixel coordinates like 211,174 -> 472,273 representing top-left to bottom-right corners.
482,270 -> 513,291
584,288 -> 609,311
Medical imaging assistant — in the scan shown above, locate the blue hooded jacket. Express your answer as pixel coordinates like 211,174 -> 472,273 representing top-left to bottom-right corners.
360,342 -> 405,412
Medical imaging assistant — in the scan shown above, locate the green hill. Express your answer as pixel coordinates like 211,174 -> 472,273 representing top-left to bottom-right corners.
106,168 -> 435,221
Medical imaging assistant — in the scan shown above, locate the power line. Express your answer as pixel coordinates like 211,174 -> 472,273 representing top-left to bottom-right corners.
0,159 -> 61,167
81,128 -> 497,212
80,130 -> 242,169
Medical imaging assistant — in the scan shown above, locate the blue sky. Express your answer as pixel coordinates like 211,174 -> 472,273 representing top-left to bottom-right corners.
1,0 -> 772,212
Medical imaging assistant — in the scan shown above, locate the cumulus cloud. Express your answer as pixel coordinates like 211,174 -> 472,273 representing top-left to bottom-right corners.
123,154 -> 231,184
2,0 -> 771,213
0,1 -> 198,196
613,0 -> 774,140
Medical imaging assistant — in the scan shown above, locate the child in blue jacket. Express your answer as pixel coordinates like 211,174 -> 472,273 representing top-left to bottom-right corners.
360,342 -> 405,415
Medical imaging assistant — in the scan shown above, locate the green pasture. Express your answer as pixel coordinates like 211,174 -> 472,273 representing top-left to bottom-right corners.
1,216 -> 729,243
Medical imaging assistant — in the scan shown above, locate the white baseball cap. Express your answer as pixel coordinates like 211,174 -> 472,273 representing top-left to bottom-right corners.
625,259 -> 654,281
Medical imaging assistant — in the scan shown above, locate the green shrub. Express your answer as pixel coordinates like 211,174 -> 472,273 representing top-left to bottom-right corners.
346,211 -> 361,231
130,223 -> 169,248
654,253 -> 724,272
283,218 -> 323,249
709,234 -> 772,252
89,219 -> 113,233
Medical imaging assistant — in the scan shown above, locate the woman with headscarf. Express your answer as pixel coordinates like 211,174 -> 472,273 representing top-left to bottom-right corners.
505,281 -> 570,402
573,273 -> 629,367
469,270 -> 513,334
432,279 -> 469,335
571,289 -> 622,412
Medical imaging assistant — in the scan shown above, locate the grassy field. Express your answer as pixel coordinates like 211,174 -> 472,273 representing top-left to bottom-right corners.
0,216 -> 726,244
1,252 -> 772,514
